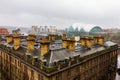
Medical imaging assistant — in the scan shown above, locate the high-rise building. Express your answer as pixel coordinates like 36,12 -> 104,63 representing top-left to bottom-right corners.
0,34 -> 118,80
30,26 -> 57,35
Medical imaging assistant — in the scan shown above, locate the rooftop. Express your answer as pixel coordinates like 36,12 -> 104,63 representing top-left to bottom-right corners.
0,34 -> 118,76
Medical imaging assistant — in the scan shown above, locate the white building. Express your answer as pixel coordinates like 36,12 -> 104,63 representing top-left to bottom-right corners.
30,25 -> 57,34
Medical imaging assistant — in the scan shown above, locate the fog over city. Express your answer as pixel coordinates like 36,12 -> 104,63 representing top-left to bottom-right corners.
0,0 -> 120,29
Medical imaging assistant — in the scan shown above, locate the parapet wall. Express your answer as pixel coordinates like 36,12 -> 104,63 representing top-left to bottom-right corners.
0,43 -> 118,74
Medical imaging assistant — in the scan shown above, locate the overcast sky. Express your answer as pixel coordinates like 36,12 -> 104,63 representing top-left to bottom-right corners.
0,0 -> 120,30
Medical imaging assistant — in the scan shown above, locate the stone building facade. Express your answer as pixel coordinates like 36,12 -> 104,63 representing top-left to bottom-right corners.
0,34 -> 118,80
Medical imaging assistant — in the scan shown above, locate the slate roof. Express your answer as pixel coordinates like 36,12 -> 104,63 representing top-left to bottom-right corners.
13,46 -> 27,56
27,48 -> 40,57
104,41 -> 117,47
0,36 -> 117,65
44,48 -> 78,63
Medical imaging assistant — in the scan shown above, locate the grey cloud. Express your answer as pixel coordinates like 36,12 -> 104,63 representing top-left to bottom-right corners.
0,0 -> 120,29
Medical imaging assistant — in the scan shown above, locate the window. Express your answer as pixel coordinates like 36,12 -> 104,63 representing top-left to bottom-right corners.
11,57 -> 14,62
67,70 -> 71,79
15,59 -> 17,64
31,70 -> 34,80
39,75 -> 43,80
73,75 -> 80,80
18,61 -> 21,67
76,66 -> 80,73
56,75 -> 61,80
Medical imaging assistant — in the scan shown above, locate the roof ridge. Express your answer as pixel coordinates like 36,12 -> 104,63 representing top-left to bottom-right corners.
49,50 -> 53,63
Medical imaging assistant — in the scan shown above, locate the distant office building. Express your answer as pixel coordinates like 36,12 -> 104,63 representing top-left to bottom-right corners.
31,26 -> 38,34
30,26 -> 57,34
79,28 -> 86,35
67,26 -> 87,38
68,26 -> 74,32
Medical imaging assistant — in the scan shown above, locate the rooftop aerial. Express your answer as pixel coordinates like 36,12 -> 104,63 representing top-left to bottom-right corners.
0,33 -> 118,76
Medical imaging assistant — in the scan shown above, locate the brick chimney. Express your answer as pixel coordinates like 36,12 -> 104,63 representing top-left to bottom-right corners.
62,38 -> 68,48
86,37 -> 93,49
49,34 -> 52,41
93,35 -> 104,45
67,38 -> 75,51
6,34 -> 13,43
93,36 -> 98,44
81,36 -> 93,49
81,37 -> 86,47
27,37 -> 35,51
62,33 -> 67,39
28,34 -> 36,39
13,35 -> 21,50
49,34 -> 55,41
26,34 -> 36,51
98,35 -> 104,45
62,37 -> 75,51
40,39 -> 50,56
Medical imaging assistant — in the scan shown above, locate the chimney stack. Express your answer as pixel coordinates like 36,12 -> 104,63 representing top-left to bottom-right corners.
93,36 -> 98,44
40,39 -> 50,56
49,34 -> 52,41
81,37 -> 86,47
62,38 -> 68,48
98,35 -> 104,45
27,37 -> 35,51
62,37 -> 75,51
49,34 -> 55,41
86,37 -> 93,49
13,35 -> 21,50
6,34 -> 13,44
62,33 -> 68,48
62,33 -> 67,39
93,35 -> 104,45
67,38 -> 75,51
81,36 -> 93,49
28,34 -> 36,39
